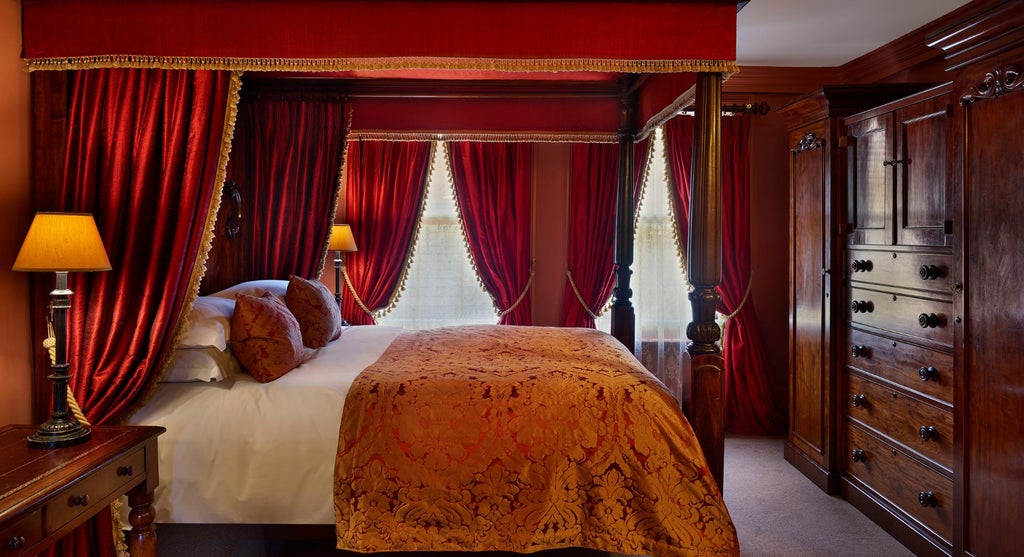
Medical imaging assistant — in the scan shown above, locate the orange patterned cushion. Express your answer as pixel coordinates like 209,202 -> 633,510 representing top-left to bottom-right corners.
230,293 -> 307,382
285,275 -> 343,348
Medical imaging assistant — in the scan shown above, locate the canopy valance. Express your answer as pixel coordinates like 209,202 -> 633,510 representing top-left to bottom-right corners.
21,0 -> 737,75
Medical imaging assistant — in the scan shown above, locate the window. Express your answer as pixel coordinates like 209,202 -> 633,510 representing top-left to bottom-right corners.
378,145 -> 498,330
597,128 -> 693,401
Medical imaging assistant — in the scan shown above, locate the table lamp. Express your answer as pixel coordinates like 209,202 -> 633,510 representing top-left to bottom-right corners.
13,212 -> 111,449
328,224 -> 358,326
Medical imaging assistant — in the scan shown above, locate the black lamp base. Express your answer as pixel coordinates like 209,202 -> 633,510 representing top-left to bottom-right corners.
27,418 -> 91,449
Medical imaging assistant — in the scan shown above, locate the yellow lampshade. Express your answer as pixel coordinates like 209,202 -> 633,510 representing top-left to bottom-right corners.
328,224 -> 358,252
13,212 -> 112,272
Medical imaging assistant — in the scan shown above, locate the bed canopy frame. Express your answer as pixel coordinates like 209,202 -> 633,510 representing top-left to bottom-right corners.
22,0 -> 738,485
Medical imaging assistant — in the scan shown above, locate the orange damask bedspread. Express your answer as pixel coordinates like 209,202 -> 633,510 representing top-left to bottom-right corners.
334,325 -> 739,557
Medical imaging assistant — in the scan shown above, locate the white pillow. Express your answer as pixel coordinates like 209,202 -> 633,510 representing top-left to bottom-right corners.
208,279 -> 289,301
161,346 -> 242,382
181,296 -> 236,351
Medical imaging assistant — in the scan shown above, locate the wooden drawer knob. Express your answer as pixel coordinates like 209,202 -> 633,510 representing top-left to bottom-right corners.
919,264 -> 942,280
851,449 -> 867,462
919,366 -> 938,381
918,313 -> 942,328
117,464 -> 134,477
851,259 -> 873,272
851,344 -> 869,358
918,491 -> 937,507
7,536 -> 26,550
68,494 -> 90,507
851,394 -> 867,407
919,425 -> 938,441
851,300 -> 874,313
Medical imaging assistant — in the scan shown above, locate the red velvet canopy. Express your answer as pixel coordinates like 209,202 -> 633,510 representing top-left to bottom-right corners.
21,0 -> 736,136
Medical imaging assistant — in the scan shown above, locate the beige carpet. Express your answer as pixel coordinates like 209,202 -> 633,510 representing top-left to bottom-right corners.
156,436 -> 913,557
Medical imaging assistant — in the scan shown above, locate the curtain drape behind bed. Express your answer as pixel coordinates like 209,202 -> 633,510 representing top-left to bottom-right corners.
447,142 -> 534,326
32,68 -> 237,557
665,114 -> 786,435
245,96 -> 347,281
342,140 -> 433,325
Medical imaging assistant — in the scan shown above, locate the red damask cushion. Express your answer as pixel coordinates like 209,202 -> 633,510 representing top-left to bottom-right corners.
285,275 -> 343,348
230,293 -> 307,382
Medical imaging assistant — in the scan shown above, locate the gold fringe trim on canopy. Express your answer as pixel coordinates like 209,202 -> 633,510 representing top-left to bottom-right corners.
25,55 -> 740,76
348,130 -> 619,144
638,86 -> 698,142
122,70 -> 243,421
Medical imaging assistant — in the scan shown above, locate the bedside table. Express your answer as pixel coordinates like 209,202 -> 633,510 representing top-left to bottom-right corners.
0,424 -> 165,557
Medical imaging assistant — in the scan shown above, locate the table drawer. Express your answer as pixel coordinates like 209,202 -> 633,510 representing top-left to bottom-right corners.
845,373 -> 953,470
845,424 -> 953,543
848,286 -> 953,346
847,248 -> 953,294
0,512 -> 42,555
45,447 -> 145,534
845,327 -> 953,405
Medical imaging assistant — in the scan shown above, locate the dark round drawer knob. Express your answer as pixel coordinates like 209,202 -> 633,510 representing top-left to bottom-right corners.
851,259 -> 874,272
68,494 -> 90,507
919,366 -> 938,381
117,464 -> 134,477
851,344 -> 869,358
918,313 -> 942,328
918,491 -> 937,507
919,264 -> 942,280
851,300 -> 874,314
8,536 -> 26,550
919,425 -> 938,441
851,394 -> 867,407
851,449 -> 867,462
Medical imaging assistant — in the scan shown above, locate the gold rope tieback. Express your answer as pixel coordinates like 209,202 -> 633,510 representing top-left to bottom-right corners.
497,261 -> 536,318
566,269 -> 601,320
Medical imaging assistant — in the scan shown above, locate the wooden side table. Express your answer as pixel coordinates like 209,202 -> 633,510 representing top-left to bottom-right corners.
0,424 -> 165,557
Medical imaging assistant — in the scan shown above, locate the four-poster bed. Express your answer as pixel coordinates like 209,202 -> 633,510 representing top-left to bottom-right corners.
21,1 -> 739,555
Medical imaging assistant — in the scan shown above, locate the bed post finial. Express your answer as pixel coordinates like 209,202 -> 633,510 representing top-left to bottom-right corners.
611,95 -> 637,349
686,72 -> 725,489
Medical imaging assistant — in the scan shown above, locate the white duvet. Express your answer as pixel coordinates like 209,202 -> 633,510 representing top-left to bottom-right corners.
125,325 -> 404,524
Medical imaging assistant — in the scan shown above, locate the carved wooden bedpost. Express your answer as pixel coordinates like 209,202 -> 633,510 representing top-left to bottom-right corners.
611,96 -> 636,349
686,72 -> 725,488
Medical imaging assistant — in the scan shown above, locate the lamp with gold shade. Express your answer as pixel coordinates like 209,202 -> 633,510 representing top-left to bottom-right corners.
328,224 -> 358,327
13,212 -> 111,449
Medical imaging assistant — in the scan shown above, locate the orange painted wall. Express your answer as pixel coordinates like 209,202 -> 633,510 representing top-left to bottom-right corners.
0,0 -> 37,426
531,143 -> 571,327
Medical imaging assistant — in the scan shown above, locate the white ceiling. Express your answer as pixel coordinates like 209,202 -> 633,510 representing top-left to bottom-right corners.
735,0 -> 973,66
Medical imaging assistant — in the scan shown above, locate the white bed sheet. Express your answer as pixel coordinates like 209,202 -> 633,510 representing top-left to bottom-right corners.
126,325 -> 404,524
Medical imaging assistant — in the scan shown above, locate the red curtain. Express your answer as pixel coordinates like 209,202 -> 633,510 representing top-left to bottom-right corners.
343,141 -> 433,325
245,96 -> 346,280
664,114 -> 786,435
561,143 -> 618,328
560,139 -> 651,328
447,142 -> 533,326
36,68 -> 234,556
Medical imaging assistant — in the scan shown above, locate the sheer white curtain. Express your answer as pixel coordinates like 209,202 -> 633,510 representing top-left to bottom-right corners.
378,144 -> 498,330
597,128 -> 693,403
